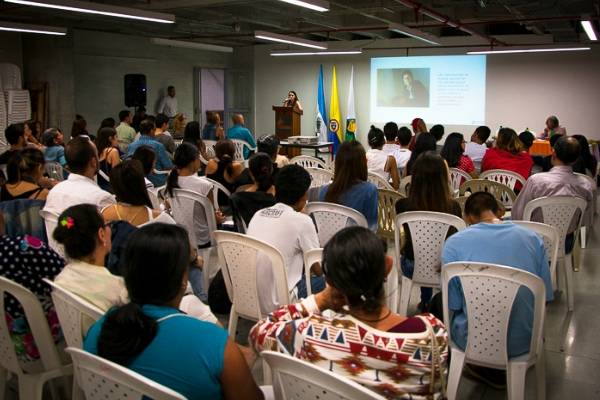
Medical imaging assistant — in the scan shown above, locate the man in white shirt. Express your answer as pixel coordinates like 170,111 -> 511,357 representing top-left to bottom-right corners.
382,124 -> 412,170
464,125 -> 491,163
247,164 -> 322,314
43,137 -> 115,215
157,85 -> 178,119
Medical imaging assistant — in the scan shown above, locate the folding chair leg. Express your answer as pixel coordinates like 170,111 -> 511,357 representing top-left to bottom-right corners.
0,367 -> 6,400
446,349 -> 465,400
565,255 -> 575,312
580,227 -> 587,249
227,307 -> 239,338
507,362 -> 527,400
536,350 -> 546,400
19,375 -> 44,400
398,276 -> 413,316
262,359 -> 272,385
199,247 -> 212,296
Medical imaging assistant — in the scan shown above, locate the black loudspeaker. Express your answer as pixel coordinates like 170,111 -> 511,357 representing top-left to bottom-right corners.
124,74 -> 147,107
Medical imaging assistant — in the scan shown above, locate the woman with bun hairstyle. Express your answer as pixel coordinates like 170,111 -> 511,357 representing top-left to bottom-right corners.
365,125 -> 400,189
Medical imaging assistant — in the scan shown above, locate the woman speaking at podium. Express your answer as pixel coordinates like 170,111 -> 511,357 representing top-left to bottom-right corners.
282,90 -> 303,114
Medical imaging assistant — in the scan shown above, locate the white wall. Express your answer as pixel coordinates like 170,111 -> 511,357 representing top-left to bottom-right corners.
254,37 -> 600,141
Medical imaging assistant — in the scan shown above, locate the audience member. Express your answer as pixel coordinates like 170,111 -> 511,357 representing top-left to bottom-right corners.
518,130 -> 535,152
396,126 -> 413,169
206,140 -> 244,206
0,123 -> 27,165
258,134 -> 288,169
396,152 -> 462,311
41,128 -> 66,166
441,132 -> 478,178
230,152 -> 276,230
183,120 -> 208,161
0,213 -> 65,362
430,124 -> 445,153
24,120 -> 43,149
1,148 -> 55,201
541,115 -> 566,139
84,223 -> 261,400
226,114 -> 256,159
250,226 -> 448,399
158,85 -> 178,119
318,141 -> 378,230
247,164 -> 322,313
43,137 -> 115,215
481,127 -> 533,188
405,131 -> 436,176
408,117 -> 427,151
381,121 -> 403,169
116,109 -> 136,149
131,106 -> 146,133
202,112 -> 224,141
512,136 -> 593,251
132,145 -> 156,188
126,119 -> 173,186
366,125 -> 400,189
71,114 -> 92,140
154,113 -> 175,155
96,127 -> 121,191
572,134 -> 597,177
172,113 -> 186,138
465,125 -> 491,163
99,117 -> 116,130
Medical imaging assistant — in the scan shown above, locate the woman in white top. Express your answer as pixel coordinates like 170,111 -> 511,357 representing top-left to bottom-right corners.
366,125 -> 400,190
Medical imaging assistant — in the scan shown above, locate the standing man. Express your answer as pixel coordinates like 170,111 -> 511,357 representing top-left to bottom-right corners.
116,110 -> 136,150
158,85 -> 178,125
226,114 -> 256,160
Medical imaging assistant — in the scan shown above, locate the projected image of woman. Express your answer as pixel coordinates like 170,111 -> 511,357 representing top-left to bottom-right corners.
400,70 -> 429,107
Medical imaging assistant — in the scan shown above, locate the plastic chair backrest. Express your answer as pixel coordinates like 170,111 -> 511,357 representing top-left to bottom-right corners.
480,169 -> 526,191
43,279 -> 103,349
147,186 -> 163,210
214,230 -> 290,319
305,202 -> 368,247
0,276 -> 64,375
302,248 -> 323,296
459,179 -> 516,209
290,155 -> 328,170
204,177 -> 232,209
231,138 -> 255,161
262,351 -> 386,400
166,188 -> 217,247
455,196 -> 469,214
204,140 -> 217,159
39,209 -> 65,259
66,347 -> 186,400
441,262 -> 546,366
511,221 -> 560,282
449,168 -> 472,193
306,167 -> 333,188
522,195 -> 587,257
377,188 -> 404,241
399,175 -> 411,196
44,162 -> 64,181
395,211 -> 466,286
97,169 -> 110,183
367,172 -> 394,190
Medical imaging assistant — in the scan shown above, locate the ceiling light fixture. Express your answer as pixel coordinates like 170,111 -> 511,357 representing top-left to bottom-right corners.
4,0 -> 175,24
388,23 -> 440,45
581,20 -> 598,41
0,20 -> 66,35
278,0 -> 329,12
270,49 -> 362,56
467,46 -> 591,55
254,30 -> 327,49
150,38 -> 233,53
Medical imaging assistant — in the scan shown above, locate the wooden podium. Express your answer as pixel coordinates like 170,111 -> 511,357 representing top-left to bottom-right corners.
273,106 -> 302,157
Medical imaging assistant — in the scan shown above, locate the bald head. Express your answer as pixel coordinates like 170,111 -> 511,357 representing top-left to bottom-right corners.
553,136 -> 580,165
232,114 -> 245,125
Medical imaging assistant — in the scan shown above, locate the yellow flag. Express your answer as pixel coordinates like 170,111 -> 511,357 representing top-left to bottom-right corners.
328,66 -> 342,152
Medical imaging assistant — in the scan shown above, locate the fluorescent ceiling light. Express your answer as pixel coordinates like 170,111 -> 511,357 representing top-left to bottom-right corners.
278,0 -> 329,12
5,0 -> 175,24
581,20 -> 598,41
151,38 -> 232,53
255,30 -> 327,49
271,50 -> 362,56
388,23 -> 440,45
0,20 -> 66,35
467,46 -> 591,55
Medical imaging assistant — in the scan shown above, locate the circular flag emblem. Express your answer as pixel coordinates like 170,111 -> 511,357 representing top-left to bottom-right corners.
329,119 -> 339,133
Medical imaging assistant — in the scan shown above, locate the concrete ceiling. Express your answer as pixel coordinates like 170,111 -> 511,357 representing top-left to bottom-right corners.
1,0 -> 598,47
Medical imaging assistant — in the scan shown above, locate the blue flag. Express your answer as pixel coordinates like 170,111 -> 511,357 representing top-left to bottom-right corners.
316,65 -> 328,144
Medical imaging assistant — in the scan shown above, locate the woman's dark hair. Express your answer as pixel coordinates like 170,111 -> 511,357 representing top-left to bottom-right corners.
25,120 -> 40,140
99,117 -> 116,130
572,134 -> 598,175
97,223 -> 190,365
110,160 -> 153,208
132,145 -> 156,176
496,127 -> 522,154
71,115 -> 88,138
288,90 -> 299,105
440,132 -> 465,168
518,131 -> 535,150
249,152 -> 274,192
166,142 -> 198,196
183,121 -> 206,154
323,226 -> 388,313
53,204 -> 105,260
430,124 -> 445,142
408,152 -> 455,213
406,132 -> 436,175
367,125 -> 385,149
96,127 -> 117,157
257,135 -> 280,158
326,141 -> 368,204
275,164 -> 311,205
41,128 -> 62,147
215,139 -> 235,176
7,148 -> 45,184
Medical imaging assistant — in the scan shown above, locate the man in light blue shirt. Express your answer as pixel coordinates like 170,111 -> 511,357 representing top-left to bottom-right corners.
442,192 -> 553,358
126,119 -> 173,186
226,114 -> 256,159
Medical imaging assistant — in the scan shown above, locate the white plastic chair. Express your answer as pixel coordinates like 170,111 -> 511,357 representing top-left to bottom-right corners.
66,348 -> 185,400
399,175 -> 411,196
376,188 -> 404,242
262,351 -> 386,400
573,172 -> 596,248
302,248 -> 322,297
148,185 -> 166,210
305,202 -> 368,247
0,276 -> 73,400
511,221 -> 560,291
441,262 -> 546,400
480,169 -> 526,191
44,162 -> 64,181
306,167 -> 333,189
165,188 -> 217,293
449,168 -> 471,195
290,155 -> 329,170
97,169 -> 110,183
523,196 -> 586,311
395,211 -> 466,315
204,176 -> 232,210
367,172 -> 394,191
204,140 -> 217,159
231,138 -> 256,161
39,209 -> 66,259
460,179 -> 517,210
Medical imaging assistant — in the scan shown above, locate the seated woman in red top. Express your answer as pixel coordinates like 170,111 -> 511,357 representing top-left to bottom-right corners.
481,127 -> 532,189
441,132 -> 478,178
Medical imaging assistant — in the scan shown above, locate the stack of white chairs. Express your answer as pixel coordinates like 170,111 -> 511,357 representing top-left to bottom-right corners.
0,63 -> 31,126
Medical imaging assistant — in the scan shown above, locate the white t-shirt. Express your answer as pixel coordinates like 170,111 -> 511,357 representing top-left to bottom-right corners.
43,173 -> 115,215
464,142 -> 487,162
366,148 -> 390,181
177,175 -> 213,245
247,203 -> 320,314
382,143 -> 411,169
158,96 -> 178,118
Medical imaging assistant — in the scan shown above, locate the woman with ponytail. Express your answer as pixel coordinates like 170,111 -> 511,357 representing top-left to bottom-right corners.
84,223 -> 263,400
205,139 -> 244,207
250,226 -> 448,399
0,148 -> 56,201
230,152 -> 276,229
